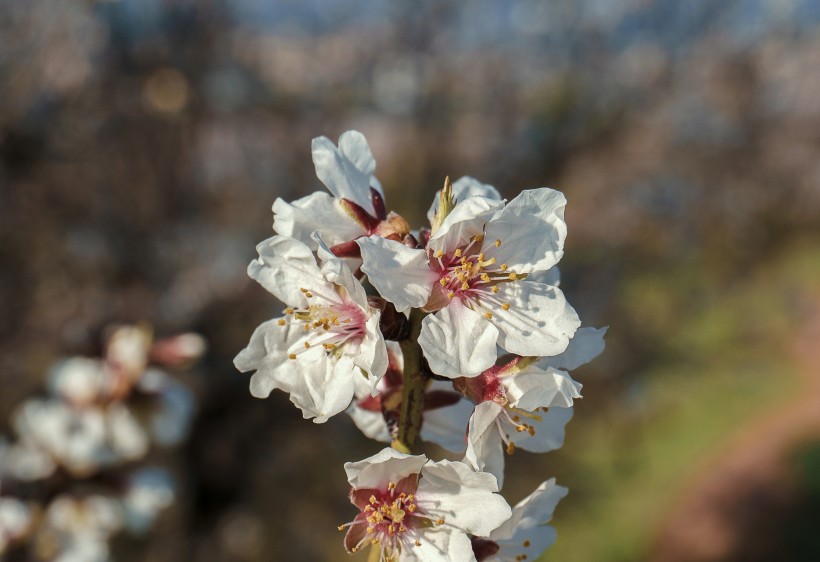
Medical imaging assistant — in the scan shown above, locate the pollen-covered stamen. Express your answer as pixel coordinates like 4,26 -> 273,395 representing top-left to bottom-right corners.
343,480 -> 435,560
276,287 -> 368,360
431,235 -> 522,314
496,406 -> 543,452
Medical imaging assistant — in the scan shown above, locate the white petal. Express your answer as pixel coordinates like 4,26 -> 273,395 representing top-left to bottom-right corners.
248,236 -> 331,306
417,459 -> 511,535
234,319 -> 296,397
541,326 -> 607,371
338,131 -> 378,179
358,236 -> 436,313
319,251 -> 369,309
283,351 -> 357,423
504,367 -> 582,410
312,135 -> 375,215
352,314 -> 389,393
491,479 -> 568,561
483,188 -> 567,274
492,280 -> 580,358
463,402 -> 506,488
344,448 -> 427,489
426,176 -> 502,224
406,527 -> 475,562
347,403 -> 391,443
428,196 -> 504,255
420,392 -> 473,452
510,406 -> 573,453
418,301 -> 499,378
273,192 -> 364,248
524,265 -> 560,287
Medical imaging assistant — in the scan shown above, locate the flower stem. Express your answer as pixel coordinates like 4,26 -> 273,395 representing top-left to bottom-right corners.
367,543 -> 381,562
392,308 -> 426,453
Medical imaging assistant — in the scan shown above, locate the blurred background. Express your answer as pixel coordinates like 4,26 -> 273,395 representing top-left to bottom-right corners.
1,0 -> 820,560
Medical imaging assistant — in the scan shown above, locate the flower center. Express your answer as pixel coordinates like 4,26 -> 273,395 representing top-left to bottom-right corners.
429,235 -> 521,317
277,288 -> 368,360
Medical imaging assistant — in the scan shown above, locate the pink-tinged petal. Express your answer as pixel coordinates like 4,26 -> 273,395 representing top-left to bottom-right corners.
247,236 -> 331,306
416,459 -> 510,536
344,448 -> 428,490
493,281 -> 580,358
464,402 -> 506,487
510,406 -> 573,453
312,135 -> 375,216
504,368 -> 582,411
426,176 -> 502,224
410,527 -> 476,562
540,326 -> 607,371
490,479 -> 568,561
358,236 -> 436,314
483,188 -> 567,274
273,193 -> 364,248
419,302 -> 499,378
343,512 -> 371,553
427,196 -> 504,255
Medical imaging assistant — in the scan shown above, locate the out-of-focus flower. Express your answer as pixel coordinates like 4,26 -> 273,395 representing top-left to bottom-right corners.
33,495 -> 123,562
347,342 -> 473,452
359,188 -> 580,378
121,468 -> 176,535
0,495 -> 34,555
12,399 -> 149,478
273,131 -> 409,265
136,368 -> 196,447
471,479 -> 568,562
234,235 -> 388,422
340,448 -> 511,561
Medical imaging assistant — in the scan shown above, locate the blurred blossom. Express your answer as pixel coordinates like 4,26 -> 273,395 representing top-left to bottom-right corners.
34,495 -> 124,562
12,399 -> 149,478
122,468 -> 176,535
0,495 -> 34,555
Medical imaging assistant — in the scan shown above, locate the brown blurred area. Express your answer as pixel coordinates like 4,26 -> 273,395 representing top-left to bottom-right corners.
2,1 -> 820,561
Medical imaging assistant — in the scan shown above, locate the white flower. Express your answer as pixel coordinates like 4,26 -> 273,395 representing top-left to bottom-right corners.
273,131 -> 408,264
358,188 -> 580,378
136,368 -> 196,446
426,176 -> 501,226
37,494 -> 123,562
234,235 -> 388,422
0,496 -> 33,555
12,399 -> 149,477
347,342 -> 473,452
341,448 -> 511,562
460,329 -> 605,487
121,468 -> 175,534
471,479 -> 568,562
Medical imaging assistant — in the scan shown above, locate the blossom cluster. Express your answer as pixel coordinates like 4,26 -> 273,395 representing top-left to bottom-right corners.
0,325 -> 203,561
235,131 -> 605,561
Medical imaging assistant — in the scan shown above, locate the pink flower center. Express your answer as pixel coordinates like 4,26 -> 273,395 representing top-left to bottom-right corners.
427,234 -> 520,316
277,288 -> 368,360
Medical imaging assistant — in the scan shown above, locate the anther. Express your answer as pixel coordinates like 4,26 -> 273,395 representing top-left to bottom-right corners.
484,312 -> 492,319
507,442 -> 516,455
495,239 -> 501,247
502,303 -> 510,311
508,272 -> 518,280
304,341 -> 310,348
454,248 -> 462,257
491,286 -> 500,293
500,264 -> 508,270
277,319 -> 286,326
447,291 -> 455,299
523,540 -> 531,547
461,282 -> 469,291
288,354 -> 297,360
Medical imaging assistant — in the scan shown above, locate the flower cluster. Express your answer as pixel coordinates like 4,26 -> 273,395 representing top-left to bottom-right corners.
0,325 -> 202,560
235,131 -> 605,561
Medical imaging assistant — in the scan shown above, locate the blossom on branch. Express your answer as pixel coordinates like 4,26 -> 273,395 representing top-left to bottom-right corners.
358,188 -> 580,378
234,235 -> 388,422
341,448 -> 511,562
